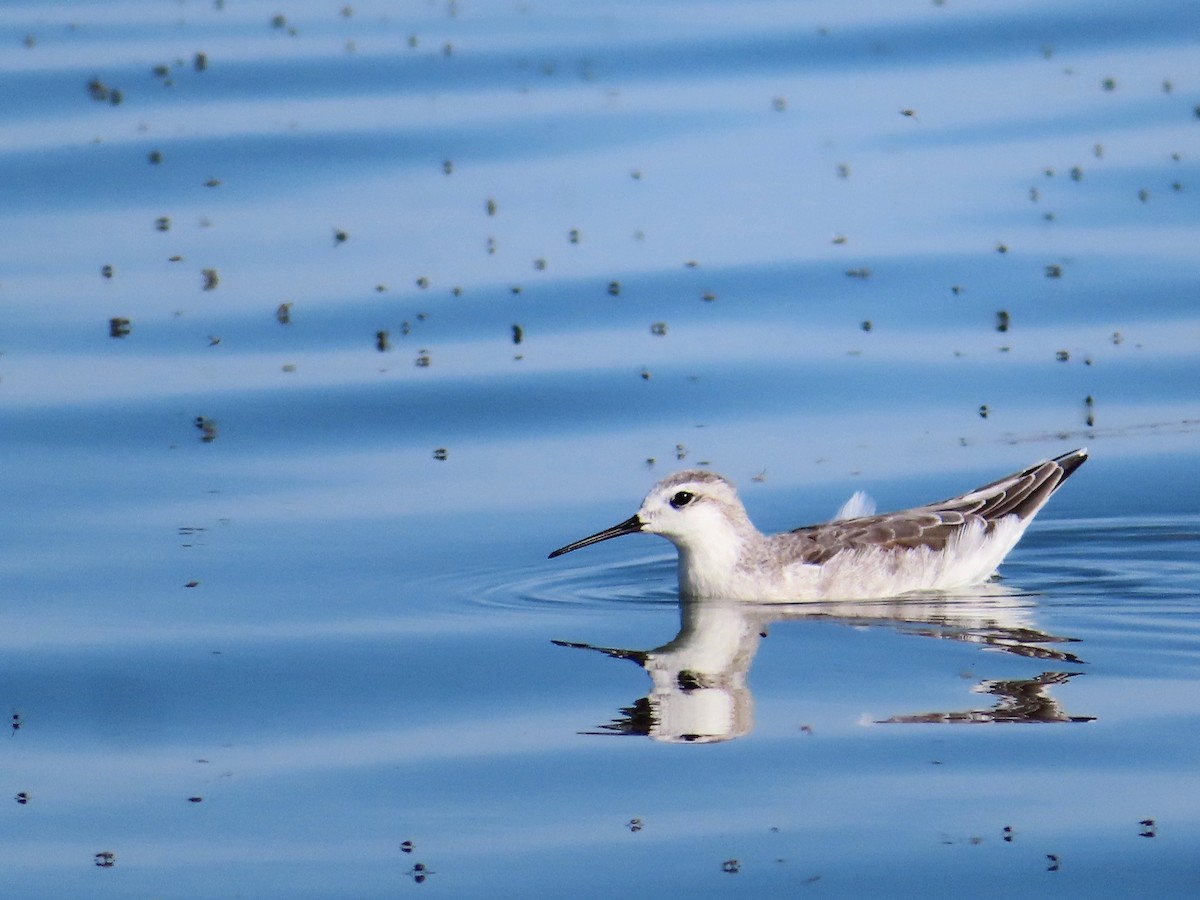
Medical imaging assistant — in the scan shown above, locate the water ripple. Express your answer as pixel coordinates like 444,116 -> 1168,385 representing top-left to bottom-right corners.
472,555 -> 679,612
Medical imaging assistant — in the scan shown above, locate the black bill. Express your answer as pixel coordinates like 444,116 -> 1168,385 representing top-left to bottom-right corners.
548,514 -> 644,558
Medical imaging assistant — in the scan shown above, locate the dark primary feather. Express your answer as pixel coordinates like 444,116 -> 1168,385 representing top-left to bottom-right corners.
785,449 -> 1087,565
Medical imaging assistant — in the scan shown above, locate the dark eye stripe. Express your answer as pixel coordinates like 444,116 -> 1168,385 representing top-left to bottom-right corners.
670,491 -> 694,509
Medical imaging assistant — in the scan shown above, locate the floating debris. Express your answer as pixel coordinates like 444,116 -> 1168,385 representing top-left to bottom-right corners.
194,416 -> 218,442
407,863 -> 434,884
109,317 -> 131,338
375,330 -> 389,352
650,322 -> 668,336
87,79 -> 114,102
995,310 -> 1010,333
276,303 -> 292,325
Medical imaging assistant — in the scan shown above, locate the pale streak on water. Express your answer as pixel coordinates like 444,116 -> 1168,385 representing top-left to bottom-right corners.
1,0 -> 1199,896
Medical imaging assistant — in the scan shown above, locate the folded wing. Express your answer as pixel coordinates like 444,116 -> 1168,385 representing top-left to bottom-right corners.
786,449 -> 1087,565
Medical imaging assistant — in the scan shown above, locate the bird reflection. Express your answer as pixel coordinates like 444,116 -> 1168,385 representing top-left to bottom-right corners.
876,671 -> 1093,724
555,587 -> 1091,743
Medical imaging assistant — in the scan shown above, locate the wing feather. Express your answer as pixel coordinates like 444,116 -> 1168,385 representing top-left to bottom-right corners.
784,450 -> 1086,565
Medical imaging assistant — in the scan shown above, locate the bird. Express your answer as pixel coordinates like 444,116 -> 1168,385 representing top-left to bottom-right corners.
548,449 -> 1087,601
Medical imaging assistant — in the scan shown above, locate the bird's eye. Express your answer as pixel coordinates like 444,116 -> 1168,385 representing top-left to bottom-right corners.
669,490 -> 694,509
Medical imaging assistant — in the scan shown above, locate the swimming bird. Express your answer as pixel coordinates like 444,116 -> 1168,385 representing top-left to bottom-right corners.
549,449 -> 1087,600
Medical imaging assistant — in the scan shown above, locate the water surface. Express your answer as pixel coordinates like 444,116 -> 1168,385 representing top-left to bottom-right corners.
2,1 -> 1199,896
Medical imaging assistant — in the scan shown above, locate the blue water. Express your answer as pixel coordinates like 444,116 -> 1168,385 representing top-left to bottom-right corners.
2,0 -> 1199,896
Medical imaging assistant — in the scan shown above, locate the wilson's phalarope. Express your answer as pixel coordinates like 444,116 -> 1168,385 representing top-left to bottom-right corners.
549,449 -> 1087,600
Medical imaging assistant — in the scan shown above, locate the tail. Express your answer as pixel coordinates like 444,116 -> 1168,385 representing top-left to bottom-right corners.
949,447 -> 1088,526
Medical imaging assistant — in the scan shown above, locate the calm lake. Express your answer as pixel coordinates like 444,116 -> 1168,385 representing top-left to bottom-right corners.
2,0 -> 1199,896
